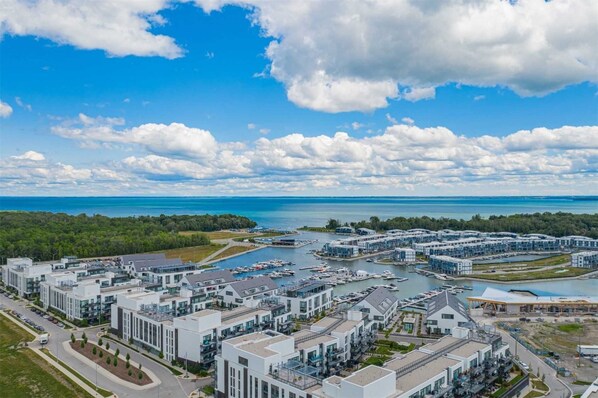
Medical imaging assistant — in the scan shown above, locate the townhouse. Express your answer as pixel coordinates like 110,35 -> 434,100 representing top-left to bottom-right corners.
119,253 -> 201,288
354,286 -> 399,330
425,291 -> 472,335
178,269 -> 237,311
429,256 -> 473,276
572,251 -> 598,269
218,276 -> 279,308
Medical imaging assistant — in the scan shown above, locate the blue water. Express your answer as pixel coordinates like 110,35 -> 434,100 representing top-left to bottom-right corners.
1,196 -> 596,229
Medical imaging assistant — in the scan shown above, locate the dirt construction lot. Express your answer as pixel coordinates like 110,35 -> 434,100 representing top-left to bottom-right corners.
512,318 -> 598,383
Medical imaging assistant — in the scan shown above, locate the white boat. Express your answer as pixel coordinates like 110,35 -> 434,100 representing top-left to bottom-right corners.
435,274 -> 448,281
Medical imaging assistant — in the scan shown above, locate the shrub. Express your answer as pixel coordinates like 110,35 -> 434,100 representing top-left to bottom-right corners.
105,342 -> 110,351
159,351 -> 164,359
113,357 -> 118,367
115,348 -> 120,357
92,346 -> 97,355
138,372 -> 143,380
71,333 -> 75,344
138,363 -> 142,370
99,350 -> 103,358
80,340 -> 85,348
98,338 -> 103,346
128,369 -> 132,377
106,356 -> 111,365
126,360 -> 130,369
126,353 -> 130,361
82,332 -> 86,340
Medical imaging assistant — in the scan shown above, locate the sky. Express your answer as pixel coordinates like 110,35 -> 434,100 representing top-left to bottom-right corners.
0,0 -> 597,196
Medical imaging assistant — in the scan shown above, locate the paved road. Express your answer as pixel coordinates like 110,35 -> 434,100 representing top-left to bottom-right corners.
476,317 -> 571,398
0,294 -> 198,398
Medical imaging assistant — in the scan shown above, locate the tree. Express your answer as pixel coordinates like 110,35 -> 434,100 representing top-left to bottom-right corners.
105,342 -> 110,351
138,372 -> 143,380
70,333 -> 75,344
126,353 -> 130,361
99,350 -> 103,358
113,357 -> 118,367
325,219 -> 340,230
81,332 -> 86,340
106,356 -> 111,365
115,348 -> 120,357
128,369 -> 132,377
126,360 -> 130,369
92,346 -> 97,355
80,340 -> 85,348
98,338 -> 103,346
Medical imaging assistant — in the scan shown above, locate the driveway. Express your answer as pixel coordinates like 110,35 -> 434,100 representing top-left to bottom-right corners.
0,294 -> 198,398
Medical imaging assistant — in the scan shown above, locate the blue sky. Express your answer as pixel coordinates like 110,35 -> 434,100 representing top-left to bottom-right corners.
0,0 -> 597,196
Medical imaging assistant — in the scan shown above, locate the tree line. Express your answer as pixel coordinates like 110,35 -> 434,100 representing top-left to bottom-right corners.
325,212 -> 598,238
0,211 -> 256,264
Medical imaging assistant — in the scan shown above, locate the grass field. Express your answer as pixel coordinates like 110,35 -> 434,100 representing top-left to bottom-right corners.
473,254 -> 570,271
179,230 -> 252,240
468,266 -> 591,281
161,243 -> 226,262
212,246 -> 255,261
0,315 -> 92,398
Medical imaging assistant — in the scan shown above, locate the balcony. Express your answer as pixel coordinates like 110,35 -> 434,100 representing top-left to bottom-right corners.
433,385 -> 453,398
308,355 -> 323,365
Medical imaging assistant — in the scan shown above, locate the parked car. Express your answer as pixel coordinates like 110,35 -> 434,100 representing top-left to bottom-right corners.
519,362 -> 530,371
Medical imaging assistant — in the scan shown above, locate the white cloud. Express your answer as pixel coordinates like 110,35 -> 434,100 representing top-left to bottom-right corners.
402,87 -> 436,102
0,0 -> 182,59
351,122 -> 363,130
474,95 -> 486,101
401,117 -> 414,125
195,0 -> 598,112
5,114 -> 597,195
11,151 -> 45,161
123,98 -> 131,103
14,97 -> 32,111
385,113 -> 398,124
259,128 -> 270,135
247,123 -> 256,130
0,101 -> 13,118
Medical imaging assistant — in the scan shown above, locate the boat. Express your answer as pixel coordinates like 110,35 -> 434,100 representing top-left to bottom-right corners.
395,277 -> 409,282
366,259 -> 374,263
435,274 -> 448,281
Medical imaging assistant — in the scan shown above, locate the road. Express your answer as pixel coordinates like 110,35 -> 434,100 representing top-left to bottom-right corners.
0,294 -> 198,398
476,317 -> 571,398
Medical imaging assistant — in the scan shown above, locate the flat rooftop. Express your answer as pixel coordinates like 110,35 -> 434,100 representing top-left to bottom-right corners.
226,332 -> 292,359
220,307 -> 270,327
396,356 -> 459,393
344,366 -> 394,387
420,336 -> 460,353
311,317 -> 359,334
294,330 -> 337,350
385,350 -> 429,372
448,340 -> 489,358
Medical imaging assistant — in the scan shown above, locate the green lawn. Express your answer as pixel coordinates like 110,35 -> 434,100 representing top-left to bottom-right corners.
556,324 -> 584,333
468,266 -> 591,281
473,254 -> 571,271
212,245 -> 255,260
0,314 -> 92,398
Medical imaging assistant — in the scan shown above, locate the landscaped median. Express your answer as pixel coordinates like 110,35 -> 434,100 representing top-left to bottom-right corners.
64,339 -> 160,390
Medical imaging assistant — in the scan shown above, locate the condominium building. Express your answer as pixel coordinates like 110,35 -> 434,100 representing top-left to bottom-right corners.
119,253 -> 201,288
355,286 -> 399,330
1,257 -> 52,298
429,256 -> 473,276
279,282 -> 334,320
216,327 -> 515,398
572,251 -> 598,269
178,269 -> 237,311
218,276 -> 279,308
394,248 -> 416,262
426,291 -> 472,335
40,270 -> 143,323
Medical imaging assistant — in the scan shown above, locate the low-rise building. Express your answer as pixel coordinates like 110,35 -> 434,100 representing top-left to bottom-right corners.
335,226 -> 355,234
1,257 -> 52,298
178,269 -> 236,311
218,276 -> 278,308
572,251 -> 598,269
394,248 -> 416,262
354,287 -> 399,330
429,255 -> 473,276
426,291 -> 472,335
119,253 -> 201,288
279,282 -> 334,320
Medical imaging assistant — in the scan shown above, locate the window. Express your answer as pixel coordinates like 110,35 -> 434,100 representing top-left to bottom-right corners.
226,291 -> 233,296
428,320 -> 438,325
239,356 -> 248,366
441,314 -> 454,319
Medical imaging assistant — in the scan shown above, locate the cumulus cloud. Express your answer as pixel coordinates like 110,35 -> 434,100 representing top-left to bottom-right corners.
196,0 -> 598,112
0,0 -> 182,58
0,101 -> 13,118
401,117 -> 414,125
11,151 -> 45,161
19,114 -> 591,194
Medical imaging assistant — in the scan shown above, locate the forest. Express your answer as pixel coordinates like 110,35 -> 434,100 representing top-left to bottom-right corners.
325,212 -> 598,238
0,212 -> 256,263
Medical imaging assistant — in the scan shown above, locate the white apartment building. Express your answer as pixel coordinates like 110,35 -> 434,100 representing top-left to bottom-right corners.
355,286 -> 399,330
426,291 -> 472,335
572,251 -> 598,269
429,256 -> 473,276
219,276 -> 279,308
119,253 -> 201,288
216,328 -> 514,398
279,282 -> 334,320
394,248 -> 416,262
40,270 -> 142,323
1,257 -> 52,297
